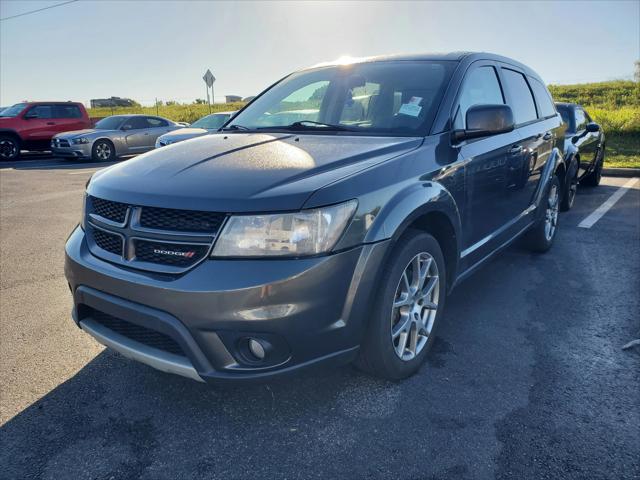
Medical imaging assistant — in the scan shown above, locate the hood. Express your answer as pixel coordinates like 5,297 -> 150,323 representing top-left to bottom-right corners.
158,128 -> 209,143
54,129 -> 114,139
89,132 -> 422,212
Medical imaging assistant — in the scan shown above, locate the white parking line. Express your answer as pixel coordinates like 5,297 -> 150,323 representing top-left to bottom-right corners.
578,177 -> 640,229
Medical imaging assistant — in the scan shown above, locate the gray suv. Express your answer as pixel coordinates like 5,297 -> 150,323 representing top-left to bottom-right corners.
65,52 -> 566,382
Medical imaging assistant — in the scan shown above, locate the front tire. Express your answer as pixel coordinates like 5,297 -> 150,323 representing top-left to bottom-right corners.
91,140 -> 116,162
0,135 -> 20,161
583,145 -> 604,187
523,175 -> 560,253
560,159 -> 578,211
356,231 -> 446,380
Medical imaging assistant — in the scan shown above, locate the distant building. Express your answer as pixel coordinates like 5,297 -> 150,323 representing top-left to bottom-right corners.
90,97 -> 136,108
242,96 -> 256,103
225,95 -> 242,103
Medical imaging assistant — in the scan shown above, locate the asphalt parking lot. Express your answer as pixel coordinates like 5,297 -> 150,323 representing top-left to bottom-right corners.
1,156 -> 639,480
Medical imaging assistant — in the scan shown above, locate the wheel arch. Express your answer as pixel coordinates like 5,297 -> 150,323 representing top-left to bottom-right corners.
93,137 -> 118,157
0,129 -> 22,142
366,182 -> 462,291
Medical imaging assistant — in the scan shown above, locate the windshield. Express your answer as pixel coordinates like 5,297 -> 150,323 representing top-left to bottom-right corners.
95,116 -> 125,130
226,60 -> 456,136
192,113 -> 231,130
0,103 -> 27,117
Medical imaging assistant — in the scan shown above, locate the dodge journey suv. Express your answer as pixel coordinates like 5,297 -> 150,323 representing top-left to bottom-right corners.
65,52 -> 566,382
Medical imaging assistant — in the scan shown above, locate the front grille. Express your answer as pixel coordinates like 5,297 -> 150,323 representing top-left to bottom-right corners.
134,240 -> 210,267
92,228 -> 123,256
90,196 -> 128,223
88,308 -> 185,356
140,207 -> 224,233
86,196 -> 224,272
53,138 -> 70,148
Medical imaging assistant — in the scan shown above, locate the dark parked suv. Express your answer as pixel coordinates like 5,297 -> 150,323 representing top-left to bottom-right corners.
65,52 -> 566,382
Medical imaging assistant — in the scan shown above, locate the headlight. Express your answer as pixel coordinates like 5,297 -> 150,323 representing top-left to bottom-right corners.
72,137 -> 90,144
212,200 -> 357,257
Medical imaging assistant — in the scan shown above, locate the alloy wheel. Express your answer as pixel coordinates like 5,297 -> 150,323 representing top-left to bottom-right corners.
0,139 -> 18,160
390,252 -> 440,361
96,143 -> 111,160
544,183 -> 559,241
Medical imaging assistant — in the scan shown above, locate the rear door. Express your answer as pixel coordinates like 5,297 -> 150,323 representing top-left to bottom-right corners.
144,117 -> 173,148
498,67 -> 551,218
454,62 -> 519,251
53,104 -> 86,133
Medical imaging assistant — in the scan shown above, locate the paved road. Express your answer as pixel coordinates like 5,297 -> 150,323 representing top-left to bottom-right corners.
1,157 -> 639,480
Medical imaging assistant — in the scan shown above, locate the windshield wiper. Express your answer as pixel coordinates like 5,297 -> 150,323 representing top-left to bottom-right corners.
222,124 -> 250,131
285,120 -> 353,131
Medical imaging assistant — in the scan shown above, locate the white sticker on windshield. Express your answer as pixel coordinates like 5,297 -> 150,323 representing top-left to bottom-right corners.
398,96 -> 423,117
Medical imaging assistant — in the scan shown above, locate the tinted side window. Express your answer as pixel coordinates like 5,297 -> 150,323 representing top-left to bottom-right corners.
122,117 -> 149,130
455,66 -> 504,129
146,117 -> 168,127
54,104 -> 82,118
575,108 -> 587,131
528,78 -> 556,118
501,69 -> 537,124
26,105 -> 54,119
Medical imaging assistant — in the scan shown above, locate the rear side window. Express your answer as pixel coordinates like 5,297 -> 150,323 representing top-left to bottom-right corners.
501,69 -> 537,124
455,66 -> 504,129
54,104 -> 82,118
146,117 -> 168,127
528,78 -> 556,118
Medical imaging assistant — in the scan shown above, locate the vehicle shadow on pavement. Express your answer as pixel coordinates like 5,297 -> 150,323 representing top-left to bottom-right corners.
2,234 -> 638,479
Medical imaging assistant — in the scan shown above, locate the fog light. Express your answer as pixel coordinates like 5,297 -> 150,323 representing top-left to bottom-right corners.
248,339 -> 266,360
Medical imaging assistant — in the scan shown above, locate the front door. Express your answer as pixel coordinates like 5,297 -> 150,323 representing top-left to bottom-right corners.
453,63 -> 517,255
121,117 -> 151,152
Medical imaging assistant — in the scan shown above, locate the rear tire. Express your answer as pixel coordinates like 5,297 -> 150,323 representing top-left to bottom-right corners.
356,231 -> 446,380
523,175 -> 560,253
0,135 -> 20,161
560,159 -> 578,211
583,145 -> 604,187
92,140 -> 116,162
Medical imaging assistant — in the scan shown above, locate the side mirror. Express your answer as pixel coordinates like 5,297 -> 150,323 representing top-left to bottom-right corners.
121,125 -> 131,131
24,112 -> 37,120
586,122 -> 600,133
452,104 -> 514,142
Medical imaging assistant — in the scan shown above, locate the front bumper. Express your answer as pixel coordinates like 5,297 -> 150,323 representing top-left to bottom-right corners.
51,143 -> 92,159
64,226 -> 389,383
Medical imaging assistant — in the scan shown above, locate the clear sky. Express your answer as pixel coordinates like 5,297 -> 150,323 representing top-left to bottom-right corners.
1,0 -> 638,107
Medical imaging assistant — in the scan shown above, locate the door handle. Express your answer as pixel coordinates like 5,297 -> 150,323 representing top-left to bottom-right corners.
509,145 -> 523,155
46,122 -> 55,125
542,132 -> 552,141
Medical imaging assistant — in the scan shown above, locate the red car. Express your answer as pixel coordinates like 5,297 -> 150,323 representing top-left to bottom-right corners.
0,101 -> 92,160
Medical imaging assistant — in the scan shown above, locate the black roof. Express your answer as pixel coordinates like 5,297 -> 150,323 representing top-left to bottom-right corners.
309,52 -> 542,79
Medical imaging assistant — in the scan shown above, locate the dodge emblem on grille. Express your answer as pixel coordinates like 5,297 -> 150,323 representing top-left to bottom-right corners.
153,248 -> 196,258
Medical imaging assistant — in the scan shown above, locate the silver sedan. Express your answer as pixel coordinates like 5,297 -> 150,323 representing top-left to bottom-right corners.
51,114 -> 183,161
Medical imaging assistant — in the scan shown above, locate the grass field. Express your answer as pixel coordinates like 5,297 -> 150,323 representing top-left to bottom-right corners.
87,80 -> 639,168
88,102 -> 246,124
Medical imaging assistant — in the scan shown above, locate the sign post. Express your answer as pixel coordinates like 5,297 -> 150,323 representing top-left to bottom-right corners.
202,69 -> 216,114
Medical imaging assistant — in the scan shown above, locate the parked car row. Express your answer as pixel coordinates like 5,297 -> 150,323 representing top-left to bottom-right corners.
0,103 -> 238,162
65,52 -> 601,384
